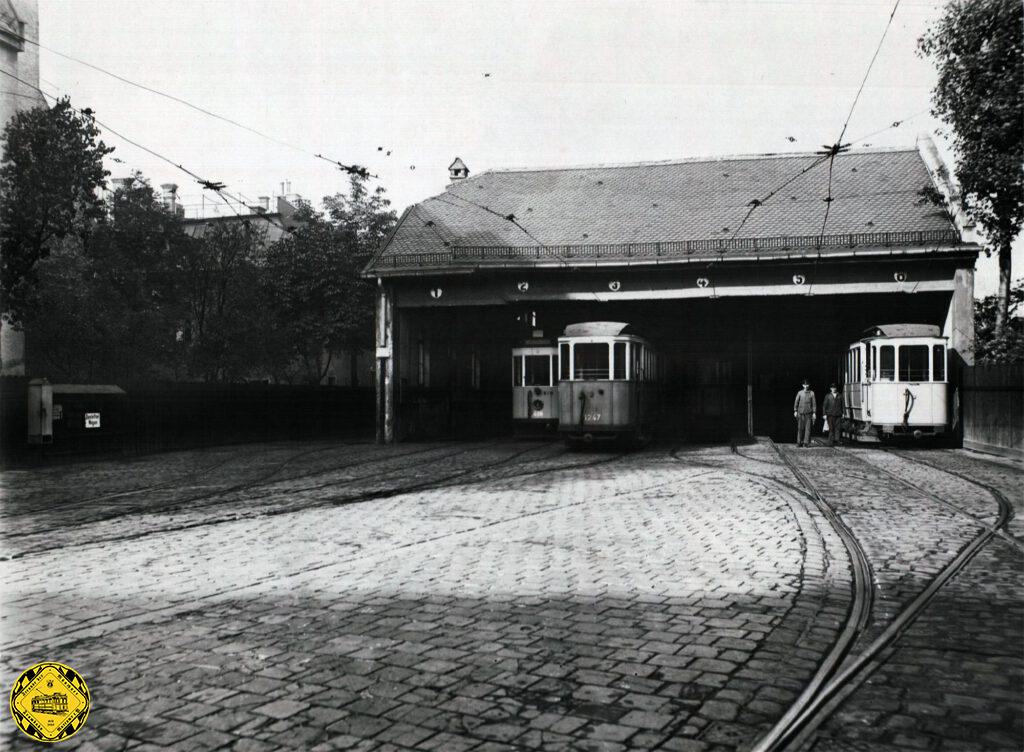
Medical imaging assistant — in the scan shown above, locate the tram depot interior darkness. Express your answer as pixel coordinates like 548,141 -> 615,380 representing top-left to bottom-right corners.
394,293 -> 953,442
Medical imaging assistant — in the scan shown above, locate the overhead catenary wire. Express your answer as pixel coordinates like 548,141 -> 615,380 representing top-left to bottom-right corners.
726,0 -> 902,253
727,153 -> 833,248
410,205 -> 454,249
7,27 -> 379,182
439,193 -> 567,265
0,67 -> 285,230
847,108 -> 931,146
817,0 -> 901,246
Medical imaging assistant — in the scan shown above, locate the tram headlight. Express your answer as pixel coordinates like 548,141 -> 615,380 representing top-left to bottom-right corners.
532,399 -> 544,411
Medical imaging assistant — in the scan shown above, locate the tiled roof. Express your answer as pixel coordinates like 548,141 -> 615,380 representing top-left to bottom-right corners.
367,147 -> 966,275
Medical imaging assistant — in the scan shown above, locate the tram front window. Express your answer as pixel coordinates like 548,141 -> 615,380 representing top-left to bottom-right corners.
899,345 -> 930,381
573,342 -> 609,380
523,355 -> 551,386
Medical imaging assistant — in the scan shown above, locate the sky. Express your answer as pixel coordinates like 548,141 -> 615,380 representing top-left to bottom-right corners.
36,0 -> 1019,297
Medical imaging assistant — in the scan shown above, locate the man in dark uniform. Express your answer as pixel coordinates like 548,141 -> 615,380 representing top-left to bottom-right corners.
823,383 -> 844,447
793,378 -> 816,447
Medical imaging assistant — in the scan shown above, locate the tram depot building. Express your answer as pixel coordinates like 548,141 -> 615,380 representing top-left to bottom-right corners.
364,141 -> 980,443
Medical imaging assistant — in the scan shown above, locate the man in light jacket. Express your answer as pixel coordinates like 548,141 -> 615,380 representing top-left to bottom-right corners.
793,378 -> 816,447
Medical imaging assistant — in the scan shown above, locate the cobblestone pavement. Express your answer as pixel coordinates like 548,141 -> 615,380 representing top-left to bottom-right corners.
0,441 -> 1020,751
804,448 -> 1024,752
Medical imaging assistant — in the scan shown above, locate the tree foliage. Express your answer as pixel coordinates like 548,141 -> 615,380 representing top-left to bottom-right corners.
263,177 -> 396,384
23,176 -> 189,383
181,219 -> 273,381
918,0 -> 1023,334
0,98 -> 112,320
9,102 -> 392,385
973,278 -> 1024,364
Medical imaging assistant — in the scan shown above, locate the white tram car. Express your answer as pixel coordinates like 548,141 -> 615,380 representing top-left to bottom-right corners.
556,322 -> 660,445
843,324 -> 949,441
511,340 -> 560,434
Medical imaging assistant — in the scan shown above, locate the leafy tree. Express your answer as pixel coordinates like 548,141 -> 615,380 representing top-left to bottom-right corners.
974,278 -> 1024,364
23,175 -> 189,382
264,176 -> 396,384
0,98 -> 112,321
918,0 -> 1023,337
323,176 -> 397,383
181,219 -> 273,381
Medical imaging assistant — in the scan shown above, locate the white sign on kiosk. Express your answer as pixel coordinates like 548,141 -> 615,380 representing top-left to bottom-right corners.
84,412 -> 101,429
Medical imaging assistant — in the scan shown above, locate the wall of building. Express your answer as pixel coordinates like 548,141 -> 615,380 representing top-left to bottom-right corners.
0,0 -> 43,377
0,0 -> 43,128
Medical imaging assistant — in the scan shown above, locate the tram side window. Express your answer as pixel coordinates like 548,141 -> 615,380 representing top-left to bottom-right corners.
879,345 -> 895,381
932,344 -> 945,382
866,345 -> 872,380
855,348 -> 861,381
899,345 -> 929,381
613,342 -> 626,380
574,342 -> 609,380
633,344 -> 644,381
560,344 -> 570,380
512,356 -> 521,386
523,355 -> 551,386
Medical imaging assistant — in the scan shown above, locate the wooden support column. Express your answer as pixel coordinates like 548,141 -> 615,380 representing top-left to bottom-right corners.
375,281 -> 396,443
746,316 -> 754,437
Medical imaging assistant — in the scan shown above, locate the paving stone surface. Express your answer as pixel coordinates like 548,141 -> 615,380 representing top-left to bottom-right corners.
0,440 -> 1021,751
806,448 -> 1024,752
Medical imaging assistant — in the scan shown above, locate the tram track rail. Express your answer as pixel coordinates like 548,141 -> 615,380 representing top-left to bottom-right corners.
2,441 -> 493,529
4,440 -> 357,515
4,447 -> 649,654
750,439 -> 875,752
4,441 -> 625,559
754,443 -> 1017,751
853,449 -> 1022,553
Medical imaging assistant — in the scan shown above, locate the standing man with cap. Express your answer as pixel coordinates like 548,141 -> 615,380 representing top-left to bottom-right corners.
793,378 -> 816,447
823,383 -> 844,447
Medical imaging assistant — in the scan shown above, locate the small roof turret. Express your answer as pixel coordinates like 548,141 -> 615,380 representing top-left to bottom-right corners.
448,157 -> 469,181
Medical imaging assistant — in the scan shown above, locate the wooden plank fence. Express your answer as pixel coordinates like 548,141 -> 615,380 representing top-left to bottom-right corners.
1,378 -> 375,464
961,364 -> 1023,460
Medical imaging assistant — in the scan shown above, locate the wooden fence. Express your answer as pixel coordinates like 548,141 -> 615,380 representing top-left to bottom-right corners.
1,378 -> 374,464
961,364 -> 1023,460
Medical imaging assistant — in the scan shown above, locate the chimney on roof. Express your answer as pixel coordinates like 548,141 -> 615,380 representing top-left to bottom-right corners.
160,183 -> 179,214
449,157 -> 469,181
257,196 -> 270,213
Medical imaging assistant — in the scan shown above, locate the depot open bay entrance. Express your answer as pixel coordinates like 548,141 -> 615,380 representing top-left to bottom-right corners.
391,292 -> 953,442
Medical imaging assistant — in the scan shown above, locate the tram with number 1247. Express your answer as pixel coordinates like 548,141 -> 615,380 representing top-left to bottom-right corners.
556,322 -> 660,446
842,324 -> 950,442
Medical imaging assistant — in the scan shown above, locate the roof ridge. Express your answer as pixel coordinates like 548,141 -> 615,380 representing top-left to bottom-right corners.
464,145 -> 918,179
